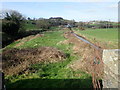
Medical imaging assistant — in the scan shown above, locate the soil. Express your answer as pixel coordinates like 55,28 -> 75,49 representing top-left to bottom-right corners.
63,31 -> 103,78
2,47 -> 66,75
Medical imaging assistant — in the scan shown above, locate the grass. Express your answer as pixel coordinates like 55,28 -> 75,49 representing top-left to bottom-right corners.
4,29 -> 92,88
24,23 -> 60,31
5,31 -> 72,52
24,23 -> 40,30
6,57 -> 92,88
74,28 -> 118,49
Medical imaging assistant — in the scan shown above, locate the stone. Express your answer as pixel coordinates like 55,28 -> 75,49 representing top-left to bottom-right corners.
102,49 -> 120,89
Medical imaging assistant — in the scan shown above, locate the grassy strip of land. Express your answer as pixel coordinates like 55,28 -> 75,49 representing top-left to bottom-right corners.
4,29 -> 92,88
24,23 -> 39,30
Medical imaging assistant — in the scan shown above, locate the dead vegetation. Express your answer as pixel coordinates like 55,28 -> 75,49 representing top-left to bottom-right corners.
2,47 -> 66,75
52,31 -> 104,88
63,32 -> 104,79
63,31 -> 104,88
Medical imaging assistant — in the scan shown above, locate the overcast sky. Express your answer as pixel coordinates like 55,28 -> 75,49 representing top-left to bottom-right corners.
2,1 -> 119,22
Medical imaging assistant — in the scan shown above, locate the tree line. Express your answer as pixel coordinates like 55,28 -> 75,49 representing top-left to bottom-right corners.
1,10 -> 118,47
2,10 -> 118,35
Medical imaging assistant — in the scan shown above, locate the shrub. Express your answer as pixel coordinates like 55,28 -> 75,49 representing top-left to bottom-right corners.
36,19 -> 51,29
2,10 -> 25,35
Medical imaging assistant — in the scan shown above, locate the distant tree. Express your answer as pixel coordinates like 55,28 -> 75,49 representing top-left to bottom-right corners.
67,20 -> 76,27
49,17 -> 64,26
27,17 -> 31,20
2,10 -> 25,35
36,19 -> 51,29
75,22 -> 83,27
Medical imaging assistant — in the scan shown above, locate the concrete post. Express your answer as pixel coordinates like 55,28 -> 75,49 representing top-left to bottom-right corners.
102,49 -> 120,89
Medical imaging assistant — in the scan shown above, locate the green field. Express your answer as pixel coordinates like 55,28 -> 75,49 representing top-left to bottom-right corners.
4,30 -> 92,88
24,23 -> 40,30
4,26 -> 118,88
74,28 -> 118,49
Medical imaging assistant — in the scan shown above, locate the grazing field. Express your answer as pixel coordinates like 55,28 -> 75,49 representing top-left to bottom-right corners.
74,28 -> 118,49
4,30 -> 92,88
24,23 -> 39,30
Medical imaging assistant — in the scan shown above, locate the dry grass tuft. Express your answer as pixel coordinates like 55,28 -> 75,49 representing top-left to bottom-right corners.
64,31 -> 104,79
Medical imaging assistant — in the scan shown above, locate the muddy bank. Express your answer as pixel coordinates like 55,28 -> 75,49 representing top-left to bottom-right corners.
63,32 -> 103,78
